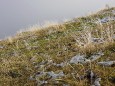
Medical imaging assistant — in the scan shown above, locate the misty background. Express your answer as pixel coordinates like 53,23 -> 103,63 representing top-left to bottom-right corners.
0,0 -> 115,39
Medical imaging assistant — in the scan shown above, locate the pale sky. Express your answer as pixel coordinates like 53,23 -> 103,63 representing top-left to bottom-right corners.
0,0 -> 115,39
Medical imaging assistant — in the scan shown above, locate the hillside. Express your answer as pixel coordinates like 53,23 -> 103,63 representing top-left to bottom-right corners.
0,7 -> 115,86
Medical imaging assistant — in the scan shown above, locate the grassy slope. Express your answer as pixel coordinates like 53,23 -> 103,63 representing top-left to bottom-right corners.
0,7 -> 115,86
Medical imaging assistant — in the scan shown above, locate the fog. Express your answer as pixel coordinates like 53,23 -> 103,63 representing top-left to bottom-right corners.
0,0 -> 115,39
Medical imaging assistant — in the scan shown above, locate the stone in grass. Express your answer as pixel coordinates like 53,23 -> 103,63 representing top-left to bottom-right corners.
0,46 -> 4,49
92,78 -> 101,86
34,79 -> 47,86
99,16 -> 114,23
112,10 -> 115,14
70,55 -> 90,64
100,17 -> 109,23
89,52 -> 104,61
113,35 -> 115,39
91,38 -> 104,44
98,61 -> 115,67
31,71 -> 65,85
53,62 -> 66,67
47,71 -> 65,79
98,16 -> 115,24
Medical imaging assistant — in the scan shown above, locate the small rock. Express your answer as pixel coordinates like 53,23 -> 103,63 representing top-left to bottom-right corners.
53,62 -> 65,67
70,55 -> 89,64
93,78 -> 101,86
32,71 -> 65,85
112,10 -> 115,15
89,52 -> 104,61
98,61 -> 115,67
112,36 -> 115,39
91,38 -> 104,43
98,16 -> 115,23
100,17 -> 109,23
37,80 -> 48,86
0,46 -> 4,49
47,71 -> 65,79
29,76 -> 35,80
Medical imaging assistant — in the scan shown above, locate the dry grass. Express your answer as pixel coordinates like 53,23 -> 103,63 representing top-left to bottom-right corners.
0,7 -> 115,86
